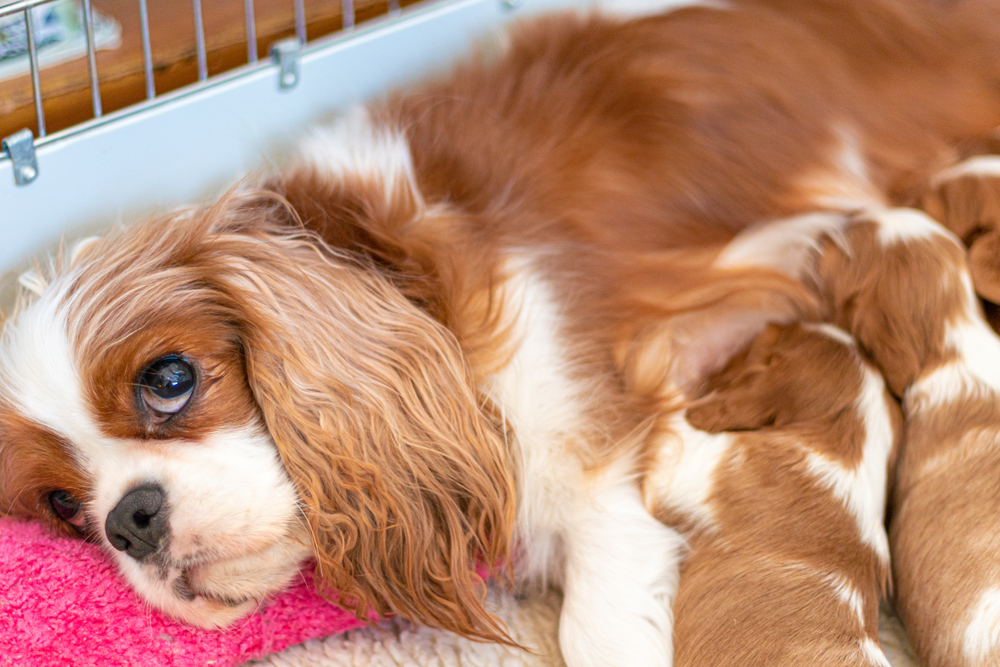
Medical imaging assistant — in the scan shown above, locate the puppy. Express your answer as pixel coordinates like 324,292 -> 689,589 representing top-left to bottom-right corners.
3,2 -> 1000,666
647,322 -> 900,666
717,205 -> 1000,666
814,205 -> 1000,667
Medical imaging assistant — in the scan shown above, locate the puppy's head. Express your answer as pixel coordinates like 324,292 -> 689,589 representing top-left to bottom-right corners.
686,322 -> 865,432
0,191 -> 514,641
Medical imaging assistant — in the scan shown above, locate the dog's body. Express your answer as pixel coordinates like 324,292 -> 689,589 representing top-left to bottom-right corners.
5,1 -> 1000,665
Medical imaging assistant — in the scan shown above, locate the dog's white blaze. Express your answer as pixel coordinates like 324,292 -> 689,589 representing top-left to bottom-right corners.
105,427 -> 309,629
964,587 -> 1000,662
299,106 -> 423,209
804,366 -> 893,565
85,427 -> 302,558
874,208 -> 955,246
931,155 -> 1000,187
488,257 -> 679,667
645,414 -> 733,531
0,278 -> 102,448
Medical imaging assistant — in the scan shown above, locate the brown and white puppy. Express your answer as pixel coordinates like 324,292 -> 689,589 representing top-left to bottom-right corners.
3,2 -> 1000,666
647,321 -> 900,666
717,204 -> 1000,666
808,206 -> 1000,667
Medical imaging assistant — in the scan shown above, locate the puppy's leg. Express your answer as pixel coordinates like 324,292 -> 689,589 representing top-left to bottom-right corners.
813,208 -> 1000,666
559,479 -> 684,667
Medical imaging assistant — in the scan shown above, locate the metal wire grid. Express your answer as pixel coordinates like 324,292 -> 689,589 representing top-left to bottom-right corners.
0,0 -> 379,143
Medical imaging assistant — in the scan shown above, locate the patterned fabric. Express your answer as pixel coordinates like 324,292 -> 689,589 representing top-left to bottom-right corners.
0,0 -> 120,83
0,2 -> 80,62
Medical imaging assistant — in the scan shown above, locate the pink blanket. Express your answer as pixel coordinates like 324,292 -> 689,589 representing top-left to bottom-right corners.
0,517 -> 367,667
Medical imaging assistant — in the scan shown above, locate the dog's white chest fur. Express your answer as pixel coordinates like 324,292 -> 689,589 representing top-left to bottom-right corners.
485,259 -> 590,584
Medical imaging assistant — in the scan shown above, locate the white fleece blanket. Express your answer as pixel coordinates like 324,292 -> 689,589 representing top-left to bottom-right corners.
247,586 -> 920,667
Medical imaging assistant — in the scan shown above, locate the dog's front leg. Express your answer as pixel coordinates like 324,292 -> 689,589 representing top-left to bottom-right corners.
558,480 -> 684,667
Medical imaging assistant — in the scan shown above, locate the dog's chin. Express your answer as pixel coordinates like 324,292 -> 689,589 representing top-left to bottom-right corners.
156,585 -> 261,629
113,538 -> 312,629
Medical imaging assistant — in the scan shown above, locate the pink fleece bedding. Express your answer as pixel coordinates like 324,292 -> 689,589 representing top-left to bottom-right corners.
0,517 -> 367,667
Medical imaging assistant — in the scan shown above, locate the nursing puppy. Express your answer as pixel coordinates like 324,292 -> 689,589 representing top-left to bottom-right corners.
811,206 -> 1000,667
651,322 -> 899,666
714,205 -> 1000,667
3,2 -> 1000,666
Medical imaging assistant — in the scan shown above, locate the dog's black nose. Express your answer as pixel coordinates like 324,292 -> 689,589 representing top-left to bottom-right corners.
105,484 -> 168,561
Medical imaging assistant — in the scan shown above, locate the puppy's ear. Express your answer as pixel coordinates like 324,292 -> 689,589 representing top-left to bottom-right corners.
213,222 -> 515,644
685,330 -> 782,432
686,378 -> 777,433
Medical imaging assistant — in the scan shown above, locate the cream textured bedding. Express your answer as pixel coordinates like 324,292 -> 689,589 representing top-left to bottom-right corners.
247,586 -> 920,667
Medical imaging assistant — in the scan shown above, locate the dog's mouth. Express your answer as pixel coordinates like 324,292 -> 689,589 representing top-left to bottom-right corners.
110,523 -> 311,628
173,569 -> 253,608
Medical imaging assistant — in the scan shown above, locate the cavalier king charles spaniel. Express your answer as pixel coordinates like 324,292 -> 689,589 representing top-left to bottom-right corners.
4,1 -> 1000,665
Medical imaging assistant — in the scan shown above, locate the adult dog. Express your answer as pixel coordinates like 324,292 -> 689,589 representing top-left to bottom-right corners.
3,1 -> 1000,665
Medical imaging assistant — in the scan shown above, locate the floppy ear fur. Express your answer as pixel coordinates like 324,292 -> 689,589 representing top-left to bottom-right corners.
204,195 -> 516,644
683,324 -> 783,432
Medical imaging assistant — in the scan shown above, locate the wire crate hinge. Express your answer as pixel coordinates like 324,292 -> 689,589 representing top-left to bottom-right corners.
2,130 -> 39,186
272,39 -> 301,90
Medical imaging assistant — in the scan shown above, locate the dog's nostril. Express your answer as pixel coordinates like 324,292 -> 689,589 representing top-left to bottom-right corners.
104,484 -> 168,562
133,509 -> 152,530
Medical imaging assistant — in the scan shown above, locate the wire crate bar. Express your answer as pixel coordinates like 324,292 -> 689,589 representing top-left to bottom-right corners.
245,0 -> 258,63
0,0 -> 406,147
137,0 -> 155,98
22,5 -> 45,137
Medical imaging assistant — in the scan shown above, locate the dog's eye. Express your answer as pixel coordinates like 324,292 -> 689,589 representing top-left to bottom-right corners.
139,357 -> 196,416
48,490 -> 82,525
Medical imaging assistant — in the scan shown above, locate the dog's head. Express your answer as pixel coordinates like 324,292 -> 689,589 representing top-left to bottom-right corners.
0,190 -> 514,641
685,321 -> 869,432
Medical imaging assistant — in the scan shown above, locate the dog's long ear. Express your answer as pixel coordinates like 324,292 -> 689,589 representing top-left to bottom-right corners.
209,214 -> 515,644
685,372 -> 779,433
684,325 -> 785,433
